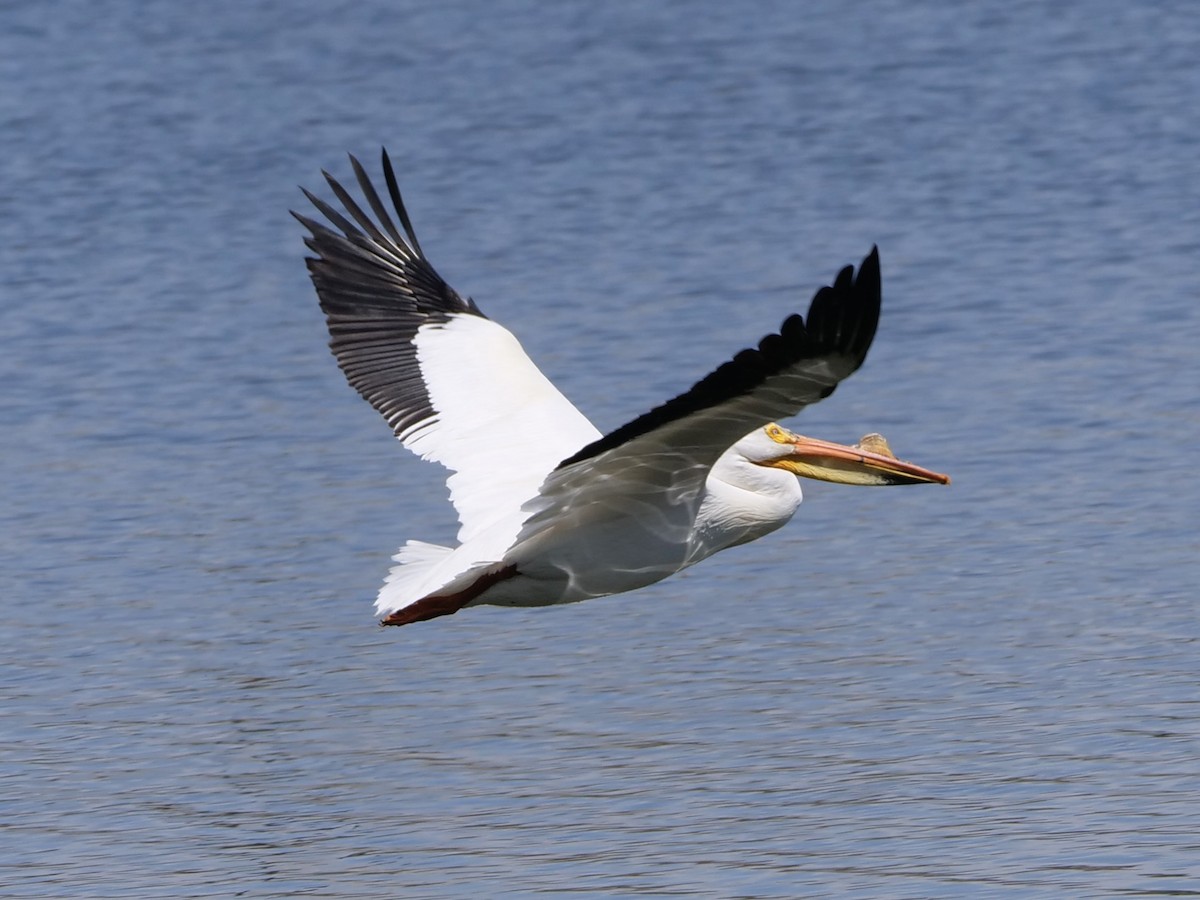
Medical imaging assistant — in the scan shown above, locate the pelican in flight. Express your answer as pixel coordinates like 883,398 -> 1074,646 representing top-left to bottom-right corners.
296,151 -> 949,627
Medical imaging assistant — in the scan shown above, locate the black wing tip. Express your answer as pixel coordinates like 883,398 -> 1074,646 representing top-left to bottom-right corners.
290,196 -> 341,235
859,244 -> 881,296
378,146 -> 425,258
298,151 -> 420,256
803,244 -> 882,366
850,244 -> 882,360
297,150 -> 487,323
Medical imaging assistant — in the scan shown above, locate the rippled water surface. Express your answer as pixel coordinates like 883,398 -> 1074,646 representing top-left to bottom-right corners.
3,1 -> 1198,896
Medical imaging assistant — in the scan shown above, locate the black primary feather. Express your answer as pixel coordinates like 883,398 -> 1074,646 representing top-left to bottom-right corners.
293,150 -> 482,442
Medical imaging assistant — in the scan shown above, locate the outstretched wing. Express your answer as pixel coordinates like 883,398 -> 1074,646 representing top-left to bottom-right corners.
514,248 -> 881,547
295,150 -> 600,544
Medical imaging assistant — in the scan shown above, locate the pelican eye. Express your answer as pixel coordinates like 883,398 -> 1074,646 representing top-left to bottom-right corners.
765,424 -> 791,444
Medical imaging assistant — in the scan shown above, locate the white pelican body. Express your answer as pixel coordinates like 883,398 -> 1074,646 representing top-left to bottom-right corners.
297,152 -> 948,627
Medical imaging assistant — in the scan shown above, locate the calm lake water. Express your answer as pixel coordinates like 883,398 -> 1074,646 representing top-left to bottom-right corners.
2,1 -> 1198,896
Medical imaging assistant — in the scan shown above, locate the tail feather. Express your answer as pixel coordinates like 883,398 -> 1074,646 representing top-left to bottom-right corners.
375,540 -> 454,617
380,564 -> 518,626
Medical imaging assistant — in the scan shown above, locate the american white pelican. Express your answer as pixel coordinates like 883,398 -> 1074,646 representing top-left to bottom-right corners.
296,151 -> 949,627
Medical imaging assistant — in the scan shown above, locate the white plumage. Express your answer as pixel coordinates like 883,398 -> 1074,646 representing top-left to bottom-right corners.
296,151 -> 948,627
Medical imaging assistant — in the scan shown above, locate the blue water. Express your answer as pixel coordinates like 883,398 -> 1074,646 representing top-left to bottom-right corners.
2,1 -> 1198,896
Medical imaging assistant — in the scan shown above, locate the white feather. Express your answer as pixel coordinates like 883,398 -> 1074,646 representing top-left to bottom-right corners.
408,314 -> 600,544
375,314 -> 600,616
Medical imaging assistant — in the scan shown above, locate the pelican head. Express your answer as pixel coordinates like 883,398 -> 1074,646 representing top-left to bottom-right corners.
740,423 -> 950,486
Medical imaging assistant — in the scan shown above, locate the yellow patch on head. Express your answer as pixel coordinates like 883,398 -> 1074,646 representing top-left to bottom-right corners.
764,423 -> 794,444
